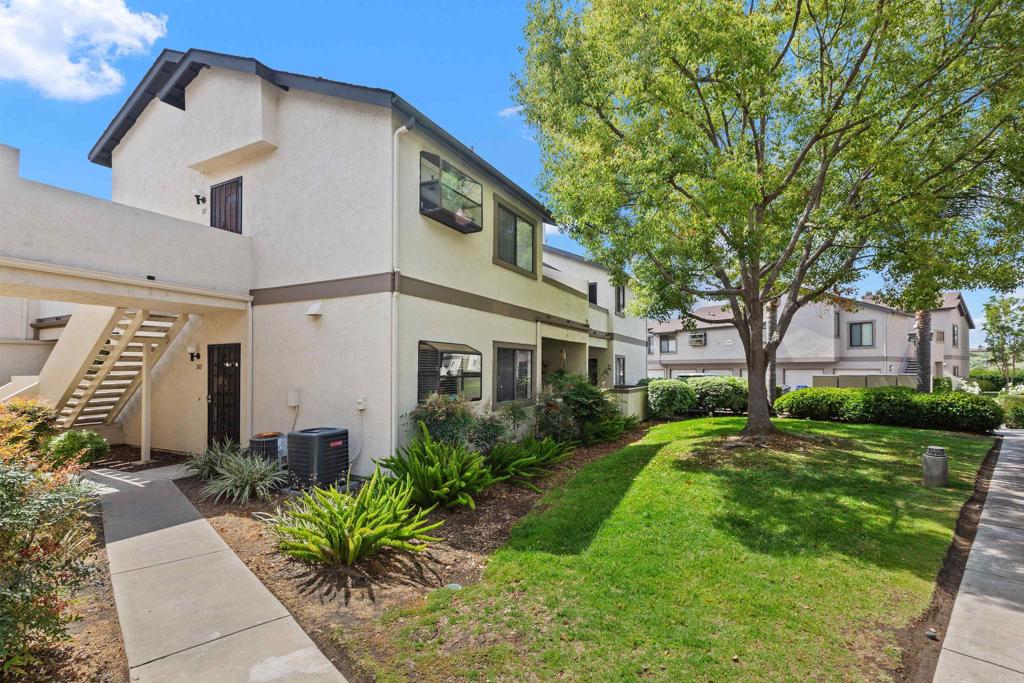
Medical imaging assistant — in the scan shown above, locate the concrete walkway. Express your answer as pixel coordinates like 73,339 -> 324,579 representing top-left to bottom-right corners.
934,431 -> 1024,682
85,464 -> 346,683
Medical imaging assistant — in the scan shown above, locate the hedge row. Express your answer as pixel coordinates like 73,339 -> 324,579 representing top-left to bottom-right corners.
647,376 -> 749,418
773,386 -> 1003,433
969,369 -> 1024,392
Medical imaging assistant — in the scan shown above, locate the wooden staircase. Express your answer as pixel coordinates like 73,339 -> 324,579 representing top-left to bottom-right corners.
57,308 -> 186,428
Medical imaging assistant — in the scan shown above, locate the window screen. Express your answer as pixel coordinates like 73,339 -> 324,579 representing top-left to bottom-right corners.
417,342 -> 482,401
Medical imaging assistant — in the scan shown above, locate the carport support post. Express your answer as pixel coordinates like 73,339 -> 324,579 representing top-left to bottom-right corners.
140,340 -> 151,463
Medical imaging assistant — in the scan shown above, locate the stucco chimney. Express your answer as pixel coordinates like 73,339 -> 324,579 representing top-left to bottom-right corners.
0,144 -> 20,179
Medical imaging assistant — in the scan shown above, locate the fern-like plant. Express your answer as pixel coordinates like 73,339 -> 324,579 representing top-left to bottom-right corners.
186,439 -> 241,480
201,452 -> 286,504
381,423 -> 501,509
259,468 -> 443,567
481,437 -> 574,491
518,436 -> 575,467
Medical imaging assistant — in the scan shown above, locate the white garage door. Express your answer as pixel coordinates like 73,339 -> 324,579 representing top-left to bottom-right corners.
783,369 -> 824,389
702,369 -> 735,376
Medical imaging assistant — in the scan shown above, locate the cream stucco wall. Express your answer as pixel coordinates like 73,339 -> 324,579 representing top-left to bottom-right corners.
0,340 -> 53,385
252,294 -> 392,475
111,69 -> 393,289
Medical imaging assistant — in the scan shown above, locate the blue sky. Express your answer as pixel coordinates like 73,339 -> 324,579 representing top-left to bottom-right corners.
0,0 -> 994,344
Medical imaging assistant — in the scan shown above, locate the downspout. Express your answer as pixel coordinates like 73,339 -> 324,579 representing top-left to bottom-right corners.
390,116 -> 416,456
248,300 -> 254,444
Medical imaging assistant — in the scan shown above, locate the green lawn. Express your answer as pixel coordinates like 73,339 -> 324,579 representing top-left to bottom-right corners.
340,418 -> 993,682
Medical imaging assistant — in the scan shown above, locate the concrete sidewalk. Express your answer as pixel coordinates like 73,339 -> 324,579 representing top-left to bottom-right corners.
934,431 -> 1024,682
86,464 -> 346,683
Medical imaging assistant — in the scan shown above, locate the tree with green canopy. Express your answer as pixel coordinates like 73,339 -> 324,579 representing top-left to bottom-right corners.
984,295 -> 1024,386
516,0 -> 1024,434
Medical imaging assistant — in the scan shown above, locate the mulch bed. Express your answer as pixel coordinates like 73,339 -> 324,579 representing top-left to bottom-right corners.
889,436 -> 1002,683
25,507 -> 129,683
86,444 -> 186,473
174,426 -> 651,682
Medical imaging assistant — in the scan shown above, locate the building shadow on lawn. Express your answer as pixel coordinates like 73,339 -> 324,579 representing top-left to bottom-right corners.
671,433 -> 983,580
501,441 -> 668,556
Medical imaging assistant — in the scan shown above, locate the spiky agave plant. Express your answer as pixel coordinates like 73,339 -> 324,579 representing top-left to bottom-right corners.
380,423 -> 501,509
259,467 -> 443,567
201,452 -> 286,504
186,439 -> 242,480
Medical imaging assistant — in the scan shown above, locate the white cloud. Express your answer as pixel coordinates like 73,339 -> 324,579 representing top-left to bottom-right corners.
498,105 -> 523,119
0,0 -> 167,101
543,223 -> 561,241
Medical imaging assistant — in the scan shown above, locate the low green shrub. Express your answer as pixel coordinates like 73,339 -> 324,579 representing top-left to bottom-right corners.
647,379 -> 696,418
932,377 -> 953,393
45,429 -> 109,467
774,386 -> 1003,433
976,378 -> 998,392
382,424 -> 501,509
0,398 -> 57,451
970,369 -> 1024,392
684,376 -> 748,414
0,463 -> 95,674
260,468 -> 442,567
772,387 -> 851,422
202,452 -> 287,504
469,413 -> 509,455
1000,395 -> 1024,428
535,390 -> 577,442
186,439 -> 240,479
405,393 -> 476,444
484,437 -> 575,490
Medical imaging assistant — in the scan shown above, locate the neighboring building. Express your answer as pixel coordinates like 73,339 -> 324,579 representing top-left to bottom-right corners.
0,297 -> 72,388
0,48 -> 646,471
646,293 -> 974,387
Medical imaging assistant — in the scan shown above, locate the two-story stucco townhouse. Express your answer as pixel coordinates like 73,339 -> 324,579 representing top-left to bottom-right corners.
0,48 -> 647,473
647,292 -> 974,387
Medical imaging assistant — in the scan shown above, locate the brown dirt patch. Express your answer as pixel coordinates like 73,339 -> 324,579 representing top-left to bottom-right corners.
87,444 -> 186,473
887,436 -> 1002,683
24,508 -> 128,683
174,425 -> 650,682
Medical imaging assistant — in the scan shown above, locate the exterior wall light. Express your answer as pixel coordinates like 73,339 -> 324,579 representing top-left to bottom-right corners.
305,302 -> 323,317
187,345 -> 201,362
192,187 -> 207,205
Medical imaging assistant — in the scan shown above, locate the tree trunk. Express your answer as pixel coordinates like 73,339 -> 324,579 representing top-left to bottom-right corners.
915,310 -> 932,393
767,301 -> 778,407
742,349 -> 777,435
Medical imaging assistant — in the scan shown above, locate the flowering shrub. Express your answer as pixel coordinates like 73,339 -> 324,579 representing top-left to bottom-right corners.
958,380 -> 982,395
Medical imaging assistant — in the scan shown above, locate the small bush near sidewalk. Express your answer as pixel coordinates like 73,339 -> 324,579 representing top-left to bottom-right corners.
537,373 -> 638,445
260,468 -> 442,567
0,410 -> 95,676
45,430 -> 110,468
0,399 -> 58,451
382,423 -> 501,509
647,379 -> 696,418
1000,395 -> 1024,428
775,386 -> 1003,433
186,439 -> 241,480
201,452 -> 286,505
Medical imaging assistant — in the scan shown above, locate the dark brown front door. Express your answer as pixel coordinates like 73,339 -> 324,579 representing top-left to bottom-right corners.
207,343 -> 241,446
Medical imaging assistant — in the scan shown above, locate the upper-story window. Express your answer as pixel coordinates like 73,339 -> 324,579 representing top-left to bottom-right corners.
952,324 -> 959,347
417,341 -> 482,402
647,334 -> 655,354
588,282 -> 598,305
615,285 -> 626,314
936,330 -> 945,342
660,334 -> 677,353
495,203 -> 535,274
834,311 -> 841,338
849,321 -> 874,347
210,177 -> 242,234
419,152 -> 483,234
615,356 -> 626,386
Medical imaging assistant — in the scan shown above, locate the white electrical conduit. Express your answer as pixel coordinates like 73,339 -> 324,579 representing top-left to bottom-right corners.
390,117 -> 416,456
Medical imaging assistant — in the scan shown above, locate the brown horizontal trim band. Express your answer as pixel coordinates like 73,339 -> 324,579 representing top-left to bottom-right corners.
252,271 -> 595,333
399,276 -> 591,332
251,272 -> 394,305
30,315 -> 72,329
542,275 -> 588,300
590,303 -> 609,314
612,332 -> 647,346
